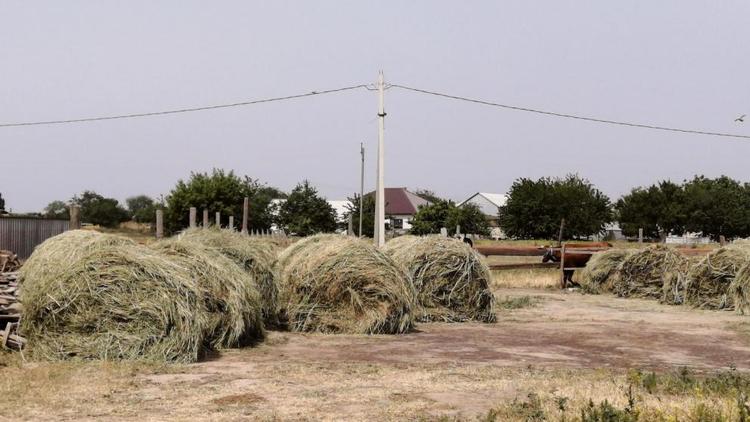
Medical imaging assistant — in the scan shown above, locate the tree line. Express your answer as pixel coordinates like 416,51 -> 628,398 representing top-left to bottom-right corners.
26,170 -> 338,236
499,174 -> 750,241
5,171 -> 750,240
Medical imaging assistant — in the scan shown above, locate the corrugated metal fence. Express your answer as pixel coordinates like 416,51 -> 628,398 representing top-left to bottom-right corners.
0,217 -> 69,259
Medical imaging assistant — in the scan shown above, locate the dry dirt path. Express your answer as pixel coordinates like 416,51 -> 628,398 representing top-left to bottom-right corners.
6,289 -> 750,421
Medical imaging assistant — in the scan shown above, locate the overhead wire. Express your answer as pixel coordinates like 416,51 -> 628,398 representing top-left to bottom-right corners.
0,84 -> 369,128
389,84 -> 750,140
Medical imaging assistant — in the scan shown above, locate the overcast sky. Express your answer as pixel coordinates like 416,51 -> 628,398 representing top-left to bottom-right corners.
2,2 -> 749,212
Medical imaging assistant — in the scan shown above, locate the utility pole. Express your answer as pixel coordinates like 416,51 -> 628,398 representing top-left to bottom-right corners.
374,71 -> 386,247
359,142 -> 365,238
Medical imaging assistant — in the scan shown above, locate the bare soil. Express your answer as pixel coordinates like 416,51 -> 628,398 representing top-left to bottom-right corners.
4,289 -> 750,421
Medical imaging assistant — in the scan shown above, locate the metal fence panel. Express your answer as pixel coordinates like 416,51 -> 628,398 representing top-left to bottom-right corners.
0,218 -> 69,259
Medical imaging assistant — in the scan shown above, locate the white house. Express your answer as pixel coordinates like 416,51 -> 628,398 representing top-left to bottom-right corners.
458,192 -> 507,227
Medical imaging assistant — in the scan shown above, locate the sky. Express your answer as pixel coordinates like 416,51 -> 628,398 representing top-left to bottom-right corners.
2,1 -> 750,212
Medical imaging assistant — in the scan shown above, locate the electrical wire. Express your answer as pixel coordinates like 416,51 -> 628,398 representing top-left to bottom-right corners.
390,84 -> 750,140
0,84 -> 369,128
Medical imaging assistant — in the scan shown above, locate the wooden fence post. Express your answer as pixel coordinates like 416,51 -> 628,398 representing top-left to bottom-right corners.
638,228 -> 643,244
155,210 -> 164,239
242,197 -> 249,234
228,216 -> 234,231
720,235 -> 726,246
559,243 -> 566,289
215,212 -> 221,228
69,205 -> 81,230
203,209 -> 209,227
189,207 -> 197,228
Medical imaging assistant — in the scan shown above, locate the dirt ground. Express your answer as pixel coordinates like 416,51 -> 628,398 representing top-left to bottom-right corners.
4,289 -> 750,421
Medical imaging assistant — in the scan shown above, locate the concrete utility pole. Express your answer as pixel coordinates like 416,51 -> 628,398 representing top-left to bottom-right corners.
374,71 -> 386,247
359,142 -> 365,238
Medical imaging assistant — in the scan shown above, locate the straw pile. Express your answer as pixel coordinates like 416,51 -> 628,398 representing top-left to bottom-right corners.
729,264 -> 750,315
683,246 -> 750,310
383,235 -> 496,323
150,240 -> 264,348
579,249 -> 636,293
178,228 -> 280,326
20,235 -> 210,362
276,234 -> 415,334
614,244 -> 690,303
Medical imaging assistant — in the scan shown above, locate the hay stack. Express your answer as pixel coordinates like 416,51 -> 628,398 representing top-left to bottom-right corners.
614,244 -> 690,303
19,230 -> 135,279
729,264 -> 750,315
579,249 -> 636,293
383,235 -> 496,323
177,228 -> 279,326
685,246 -> 750,310
20,239 -> 210,362
150,240 -> 264,348
276,234 -> 415,334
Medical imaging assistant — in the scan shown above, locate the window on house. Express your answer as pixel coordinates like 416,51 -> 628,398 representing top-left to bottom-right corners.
392,218 -> 403,229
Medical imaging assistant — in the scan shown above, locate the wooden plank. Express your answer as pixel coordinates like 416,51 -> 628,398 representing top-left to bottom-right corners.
475,246 -> 547,256
559,243 -> 566,288
677,248 -> 714,257
488,262 -> 559,270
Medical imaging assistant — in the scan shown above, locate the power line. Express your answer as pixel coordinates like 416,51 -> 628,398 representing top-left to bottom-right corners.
390,84 -> 750,140
0,84 -> 369,128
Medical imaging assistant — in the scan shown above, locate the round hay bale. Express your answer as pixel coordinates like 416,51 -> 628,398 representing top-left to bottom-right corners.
19,230 -> 135,281
684,246 -> 750,310
579,249 -> 636,293
20,241 -> 210,362
383,235 -> 496,323
178,228 -> 279,327
150,239 -> 265,348
729,264 -> 750,315
614,244 -> 690,303
276,234 -> 416,334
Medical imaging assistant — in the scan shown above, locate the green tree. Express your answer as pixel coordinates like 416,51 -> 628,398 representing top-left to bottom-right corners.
499,175 -> 612,239
0,192 -> 6,214
409,200 -> 455,235
410,200 -> 490,236
616,181 -> 686,239
277,180 -> 336,236
72,191 -> 129,228
413,188 -> 443,204
126,195 -> 157,224
164,169 -> 285,233
447,203 -> 490,236
681,175 -> 750,240
43,200 -> 70,219
344,193 -> 375,237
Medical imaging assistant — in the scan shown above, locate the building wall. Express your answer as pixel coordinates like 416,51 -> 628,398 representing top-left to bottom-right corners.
465,196 -> 500,218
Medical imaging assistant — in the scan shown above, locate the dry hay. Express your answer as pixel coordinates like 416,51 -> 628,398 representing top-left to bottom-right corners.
383,235 -> 496,323
729,264 -> 750,315
19,230 -> 135,280
177,228 -> 280,326
614,244 -> 690,303
579,249 -> 636,293
150,239 -> 264,348
684,246 -> 750,310
20,235 -> 210,362
276,234 -> 415,334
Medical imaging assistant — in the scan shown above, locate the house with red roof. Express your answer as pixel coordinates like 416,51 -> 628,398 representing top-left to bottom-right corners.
366,187 -> 432,233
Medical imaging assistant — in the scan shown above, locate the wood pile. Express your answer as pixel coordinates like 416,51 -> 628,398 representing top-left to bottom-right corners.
1,271 -> 25,350
0,250 -> 20,273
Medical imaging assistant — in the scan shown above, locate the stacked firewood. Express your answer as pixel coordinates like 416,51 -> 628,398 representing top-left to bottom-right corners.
1,271 -> 25,350
0,250 -> 20,273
